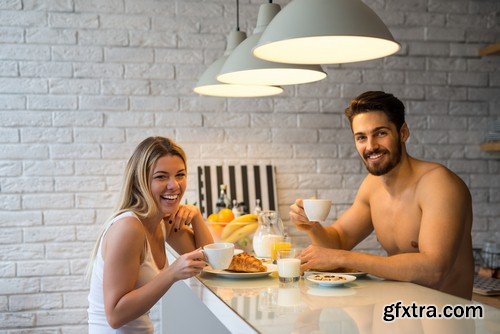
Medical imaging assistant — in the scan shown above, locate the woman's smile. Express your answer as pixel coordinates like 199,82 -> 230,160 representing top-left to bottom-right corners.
160,193 -> 180,201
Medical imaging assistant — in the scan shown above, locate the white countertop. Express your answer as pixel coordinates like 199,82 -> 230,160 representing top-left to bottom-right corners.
163,247 -> 500,334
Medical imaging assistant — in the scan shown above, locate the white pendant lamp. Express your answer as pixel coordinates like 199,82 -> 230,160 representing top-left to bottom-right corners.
217,2 -> 326,86
193,0 -> 283,97
253,0 -> 400,65
193,30 -> 283,97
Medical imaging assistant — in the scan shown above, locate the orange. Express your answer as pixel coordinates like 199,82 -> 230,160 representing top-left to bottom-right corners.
218,208 -> 234,223
209,224 -> 224,240
207,213 -> 219,222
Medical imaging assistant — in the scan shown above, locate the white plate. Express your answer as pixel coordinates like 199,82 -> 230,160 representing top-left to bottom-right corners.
234,249 -> 244,255
306,273 -> 356,287
203,263 -> 277,279
305,270 -> 367,278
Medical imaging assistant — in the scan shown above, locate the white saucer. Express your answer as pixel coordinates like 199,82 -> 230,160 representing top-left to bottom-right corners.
306,273 -> 356,287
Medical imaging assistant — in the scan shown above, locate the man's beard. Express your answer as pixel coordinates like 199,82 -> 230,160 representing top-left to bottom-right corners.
362,141 -> 402,176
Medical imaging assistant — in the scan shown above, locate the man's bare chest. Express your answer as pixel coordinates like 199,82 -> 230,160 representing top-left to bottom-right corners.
370,199 -> 422,255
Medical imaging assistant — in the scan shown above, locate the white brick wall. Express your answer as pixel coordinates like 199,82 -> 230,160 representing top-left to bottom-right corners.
0,0 -> 499,332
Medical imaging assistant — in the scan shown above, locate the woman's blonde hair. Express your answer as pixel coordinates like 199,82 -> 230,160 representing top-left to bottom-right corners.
86,137 -> 187,280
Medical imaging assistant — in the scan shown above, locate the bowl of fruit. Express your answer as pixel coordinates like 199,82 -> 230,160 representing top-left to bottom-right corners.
206,209 -> 258,253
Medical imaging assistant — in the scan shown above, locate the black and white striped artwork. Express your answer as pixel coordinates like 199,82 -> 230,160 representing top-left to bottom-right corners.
197,165 -> 278,217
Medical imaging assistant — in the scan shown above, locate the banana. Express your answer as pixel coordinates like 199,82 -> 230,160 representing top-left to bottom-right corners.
234,213 -> 258,222
221,221 -> 243,240
221,214 -> 258,240
223,222 -> 258,243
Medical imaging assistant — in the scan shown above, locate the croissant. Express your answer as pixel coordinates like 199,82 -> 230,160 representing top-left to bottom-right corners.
227,253 -> 266,273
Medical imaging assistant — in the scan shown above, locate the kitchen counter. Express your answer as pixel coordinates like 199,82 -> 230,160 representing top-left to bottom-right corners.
472,293 -> 500,309
161,247 -> 500,333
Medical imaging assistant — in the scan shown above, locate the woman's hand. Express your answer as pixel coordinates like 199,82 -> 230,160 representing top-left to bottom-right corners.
165,204 -> 214,255
168,204 -> 203,233
289,199 -> 320,232
167,248 -> 206,281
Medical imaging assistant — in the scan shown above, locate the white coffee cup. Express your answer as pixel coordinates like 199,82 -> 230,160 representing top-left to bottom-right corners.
303,199 -> 332,222
203,242 -> 234,270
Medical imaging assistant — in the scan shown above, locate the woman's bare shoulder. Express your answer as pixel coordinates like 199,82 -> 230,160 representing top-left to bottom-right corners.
111,215 -> 144,232
101,216 -> 147,283
104,215 -> 146,251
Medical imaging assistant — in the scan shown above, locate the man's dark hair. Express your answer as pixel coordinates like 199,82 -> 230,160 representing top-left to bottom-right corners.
344,91 -> 406,131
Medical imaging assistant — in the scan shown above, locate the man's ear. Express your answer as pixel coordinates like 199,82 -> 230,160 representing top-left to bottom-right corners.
400,123 -> 410,142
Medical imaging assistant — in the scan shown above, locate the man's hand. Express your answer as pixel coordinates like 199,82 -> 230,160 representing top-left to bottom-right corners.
289,199 -> 321,232
299,245 -> 344,272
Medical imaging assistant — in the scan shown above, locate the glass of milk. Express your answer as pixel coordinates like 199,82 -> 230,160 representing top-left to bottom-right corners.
277,249 -> 300,283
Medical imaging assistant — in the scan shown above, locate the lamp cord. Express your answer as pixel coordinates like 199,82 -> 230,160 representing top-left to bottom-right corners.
236,0 -> 273,31
236,0 -> 240,31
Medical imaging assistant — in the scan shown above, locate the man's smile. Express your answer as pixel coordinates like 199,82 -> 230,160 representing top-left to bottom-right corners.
364,150 -> 387,161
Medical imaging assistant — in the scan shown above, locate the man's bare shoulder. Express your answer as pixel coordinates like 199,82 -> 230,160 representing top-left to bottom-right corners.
357,174 -> 375,192
415,161 -> 471,200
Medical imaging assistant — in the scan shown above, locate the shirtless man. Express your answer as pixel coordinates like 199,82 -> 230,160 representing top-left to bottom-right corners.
290,91 -> 474,299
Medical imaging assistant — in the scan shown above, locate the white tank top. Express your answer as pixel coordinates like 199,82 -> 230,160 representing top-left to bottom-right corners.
87,211 -> 167,333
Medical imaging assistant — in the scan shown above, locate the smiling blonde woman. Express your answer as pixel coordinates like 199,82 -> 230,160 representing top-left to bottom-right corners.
87,136 -> 213,333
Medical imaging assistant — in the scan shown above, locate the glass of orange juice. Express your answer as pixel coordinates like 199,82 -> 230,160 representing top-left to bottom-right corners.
271,237 -> 292,263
